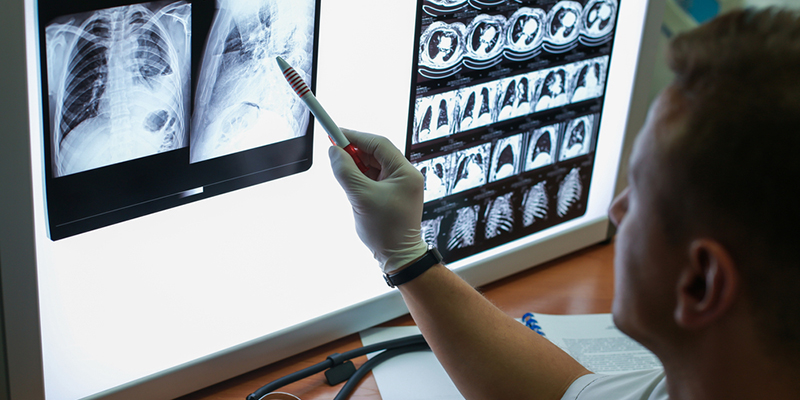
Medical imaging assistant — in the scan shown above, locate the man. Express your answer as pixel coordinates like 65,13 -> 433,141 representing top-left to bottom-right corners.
328,8 -> 800,400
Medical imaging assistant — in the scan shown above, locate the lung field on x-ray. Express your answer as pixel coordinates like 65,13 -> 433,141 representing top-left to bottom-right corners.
191,0 -> 315,163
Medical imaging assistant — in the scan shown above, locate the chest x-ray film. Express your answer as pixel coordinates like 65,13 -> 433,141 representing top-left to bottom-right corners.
44,1 -> 192,178
191,0 -> 314,162
38,0 -> 319,240
409,0 -> 616,263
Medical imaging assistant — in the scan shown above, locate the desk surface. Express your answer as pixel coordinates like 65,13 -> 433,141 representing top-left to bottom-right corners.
179,241 -> 615,400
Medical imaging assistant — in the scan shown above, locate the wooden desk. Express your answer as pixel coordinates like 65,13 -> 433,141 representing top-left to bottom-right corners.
179,241 -> 615,400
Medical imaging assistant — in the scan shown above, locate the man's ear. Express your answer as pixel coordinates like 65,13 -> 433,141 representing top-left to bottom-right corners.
674,239 -> 740,329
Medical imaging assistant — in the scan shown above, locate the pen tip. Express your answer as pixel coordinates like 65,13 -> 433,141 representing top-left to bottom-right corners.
275,56 -> 289,71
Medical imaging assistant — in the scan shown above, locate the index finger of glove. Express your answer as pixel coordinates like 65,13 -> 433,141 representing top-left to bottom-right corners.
328,145 -> 373,192
341,128 -> 405,171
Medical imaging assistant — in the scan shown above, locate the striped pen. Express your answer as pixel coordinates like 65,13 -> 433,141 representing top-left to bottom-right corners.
276,56 -> 368,173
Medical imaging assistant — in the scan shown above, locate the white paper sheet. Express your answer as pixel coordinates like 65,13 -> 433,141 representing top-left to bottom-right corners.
359,313 -> 662,400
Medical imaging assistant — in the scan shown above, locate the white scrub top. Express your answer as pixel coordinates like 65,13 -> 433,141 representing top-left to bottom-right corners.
561,369 -> 669,400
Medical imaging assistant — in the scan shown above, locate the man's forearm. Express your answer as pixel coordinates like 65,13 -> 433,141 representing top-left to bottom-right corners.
398,264 -> 590,400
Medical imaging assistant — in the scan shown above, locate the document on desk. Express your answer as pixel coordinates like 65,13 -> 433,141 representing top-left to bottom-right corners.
359,313 -> 662,400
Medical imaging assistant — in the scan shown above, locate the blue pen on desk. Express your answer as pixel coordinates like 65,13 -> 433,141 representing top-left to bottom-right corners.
522,312 -> 546,337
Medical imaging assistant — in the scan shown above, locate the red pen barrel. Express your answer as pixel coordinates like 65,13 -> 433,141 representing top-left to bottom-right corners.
343,144 -> 369,173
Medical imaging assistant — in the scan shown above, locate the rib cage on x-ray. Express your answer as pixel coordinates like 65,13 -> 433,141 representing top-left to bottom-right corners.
522,181 -> 548,227
484,193 -> 514,239
45,1 -> 191,177
557,168 -> 582,217
421,216 -> 443,246
447,205 -> 480,251
191,0 -> 315,163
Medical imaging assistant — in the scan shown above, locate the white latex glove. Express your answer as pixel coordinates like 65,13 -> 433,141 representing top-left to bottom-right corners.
328,128 -> 429,274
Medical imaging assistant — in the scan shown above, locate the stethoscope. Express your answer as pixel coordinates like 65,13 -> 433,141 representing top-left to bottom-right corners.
246,334 -> 429,400
247,313 -> 543,399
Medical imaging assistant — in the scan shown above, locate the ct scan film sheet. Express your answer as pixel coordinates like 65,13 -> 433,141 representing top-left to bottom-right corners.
38,0 -> 319,240
408,0 -> 619,263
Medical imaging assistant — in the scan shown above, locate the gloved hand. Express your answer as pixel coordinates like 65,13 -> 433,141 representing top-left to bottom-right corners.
328,128 -> 429,274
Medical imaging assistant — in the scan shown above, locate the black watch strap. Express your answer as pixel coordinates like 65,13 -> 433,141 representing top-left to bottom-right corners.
383,245 -> 444,288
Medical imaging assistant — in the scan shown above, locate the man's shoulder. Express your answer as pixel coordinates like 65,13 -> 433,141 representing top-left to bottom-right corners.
561,369 -> 668,400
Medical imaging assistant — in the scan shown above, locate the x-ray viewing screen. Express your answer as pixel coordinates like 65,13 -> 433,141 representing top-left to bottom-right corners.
11,0 -> 657,398
409,0 -> 617,263
38,0 -> 319,240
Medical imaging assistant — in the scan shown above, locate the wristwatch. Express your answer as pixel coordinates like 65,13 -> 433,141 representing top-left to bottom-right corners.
383,245 -> 444,288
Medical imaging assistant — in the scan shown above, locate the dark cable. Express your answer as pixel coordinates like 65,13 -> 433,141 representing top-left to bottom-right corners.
342,334 -> 427,359
333,343 -> 430,400
246,334 -> 427,400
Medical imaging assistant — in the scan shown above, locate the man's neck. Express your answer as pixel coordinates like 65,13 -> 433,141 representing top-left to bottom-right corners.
660,322 -> 800,400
